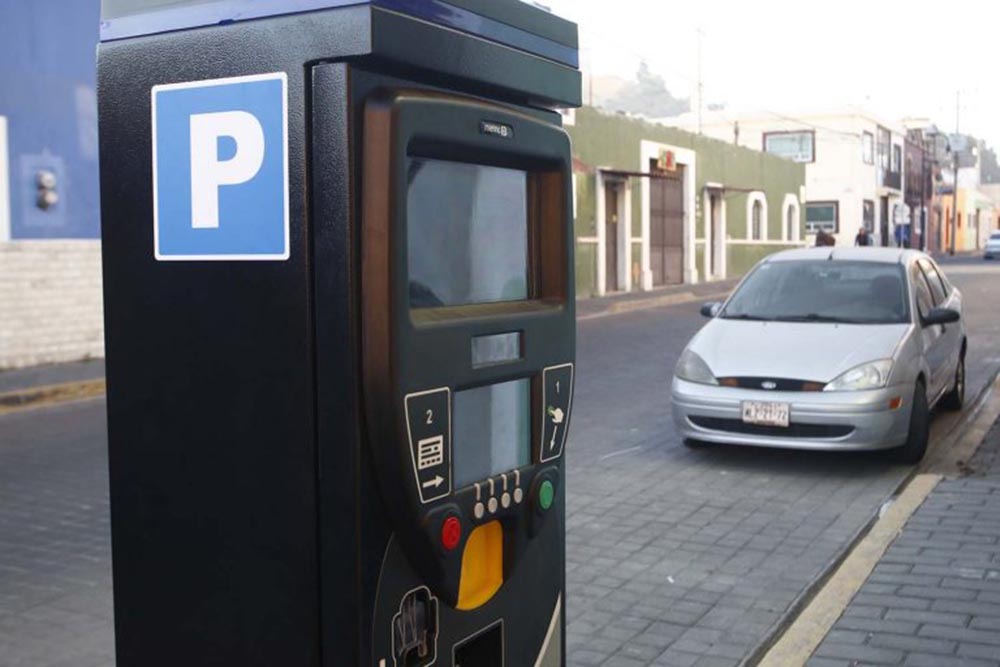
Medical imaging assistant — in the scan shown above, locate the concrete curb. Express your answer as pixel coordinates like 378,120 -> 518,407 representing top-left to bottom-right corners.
739,366 -> 1000,667
0,378 -> 107,415
578,289 -> 734,322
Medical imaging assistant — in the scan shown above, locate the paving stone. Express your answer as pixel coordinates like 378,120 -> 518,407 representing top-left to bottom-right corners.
808,418 -> 1000,667
6,265 -> 1000,667
813,640 -> 906,664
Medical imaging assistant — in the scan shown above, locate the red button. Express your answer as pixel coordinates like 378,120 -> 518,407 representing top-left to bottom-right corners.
441,516 -> 462,551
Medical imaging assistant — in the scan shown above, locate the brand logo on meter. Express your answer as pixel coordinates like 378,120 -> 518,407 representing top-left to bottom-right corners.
479,120 -> 514,139
151,72 -> 289,261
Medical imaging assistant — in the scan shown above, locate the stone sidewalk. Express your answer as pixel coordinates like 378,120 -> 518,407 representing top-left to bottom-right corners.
0,359 -> 105,395
808,419 -> 1000,667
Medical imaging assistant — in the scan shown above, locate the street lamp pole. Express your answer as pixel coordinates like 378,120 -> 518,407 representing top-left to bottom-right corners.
951,147 -> 958,256
951,91 -> 960,256
920,143 -> 927,252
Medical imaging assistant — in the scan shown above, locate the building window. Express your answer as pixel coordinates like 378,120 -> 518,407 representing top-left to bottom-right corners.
782,194 -> 801,242
877,127 -> 890,170
752,201 -> 763,240
863,199 -> 875,233
746,192 -> 768,240
805,201 -> 838,234
862,132 -> 874,164
763,131 -> 814,163
892,144 -> 902,173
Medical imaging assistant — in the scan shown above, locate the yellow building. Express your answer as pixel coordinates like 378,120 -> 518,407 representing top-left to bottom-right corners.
936,188 -> 995,252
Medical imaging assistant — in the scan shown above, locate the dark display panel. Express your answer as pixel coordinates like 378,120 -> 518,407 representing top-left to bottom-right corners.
453,379 -> 530,488
407,158 -> 528,308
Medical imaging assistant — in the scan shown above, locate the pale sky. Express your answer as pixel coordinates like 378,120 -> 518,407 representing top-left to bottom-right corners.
546,0 -> 1000,146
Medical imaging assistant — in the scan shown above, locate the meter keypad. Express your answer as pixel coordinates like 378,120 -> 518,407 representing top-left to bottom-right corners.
540,363 -> 574,463
466,470 -> 527,527
405,388 -> 452,504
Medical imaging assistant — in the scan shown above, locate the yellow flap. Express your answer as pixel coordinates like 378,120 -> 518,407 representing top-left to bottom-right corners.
457,521 -> 503,610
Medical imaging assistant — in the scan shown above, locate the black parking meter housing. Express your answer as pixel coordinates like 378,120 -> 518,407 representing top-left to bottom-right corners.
98,2 -> 579,666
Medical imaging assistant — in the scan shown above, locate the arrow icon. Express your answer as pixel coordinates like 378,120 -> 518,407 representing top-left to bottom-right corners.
422,475 -> 444,490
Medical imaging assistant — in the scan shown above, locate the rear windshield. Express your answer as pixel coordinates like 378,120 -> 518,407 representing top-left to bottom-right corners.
722,260 -> 910,325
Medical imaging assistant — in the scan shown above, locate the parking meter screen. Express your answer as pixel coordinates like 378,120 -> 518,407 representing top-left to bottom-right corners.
453,379 -> 531,488
407,158 -> 528,308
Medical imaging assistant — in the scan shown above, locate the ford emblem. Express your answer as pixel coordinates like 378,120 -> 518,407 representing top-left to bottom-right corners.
761,381 -> 777,390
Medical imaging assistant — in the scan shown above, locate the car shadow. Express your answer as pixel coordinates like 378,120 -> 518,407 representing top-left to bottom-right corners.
681,440 -> 906,480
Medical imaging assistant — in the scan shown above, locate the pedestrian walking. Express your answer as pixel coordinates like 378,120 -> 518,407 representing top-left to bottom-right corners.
815,228 -> 836,246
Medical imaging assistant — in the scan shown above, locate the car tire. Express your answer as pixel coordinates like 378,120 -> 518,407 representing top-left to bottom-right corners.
940,354 -> 965,412
683,438 -> 709,448
893,381 -> 929,464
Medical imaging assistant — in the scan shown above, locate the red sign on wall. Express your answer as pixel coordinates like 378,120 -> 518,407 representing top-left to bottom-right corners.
657,149 -> 677,172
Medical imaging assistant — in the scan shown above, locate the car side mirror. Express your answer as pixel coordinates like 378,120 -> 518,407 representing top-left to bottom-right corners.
700,302 -> 722,318
922,307 -> 960,327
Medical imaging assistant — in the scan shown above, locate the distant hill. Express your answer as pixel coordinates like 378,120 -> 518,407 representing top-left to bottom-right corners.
588,62 -> 690,118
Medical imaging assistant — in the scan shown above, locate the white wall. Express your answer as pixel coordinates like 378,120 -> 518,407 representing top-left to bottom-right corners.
663,111 -> 906,245
0,240 -> 104,369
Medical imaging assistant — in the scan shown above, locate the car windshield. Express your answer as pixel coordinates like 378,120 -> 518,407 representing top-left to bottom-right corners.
721,260 -> 909,324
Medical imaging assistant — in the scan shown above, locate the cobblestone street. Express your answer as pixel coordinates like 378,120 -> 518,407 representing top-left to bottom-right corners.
1,258 -> 999,667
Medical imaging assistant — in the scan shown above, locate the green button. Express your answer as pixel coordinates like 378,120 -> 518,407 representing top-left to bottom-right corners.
538,480 -> 554,511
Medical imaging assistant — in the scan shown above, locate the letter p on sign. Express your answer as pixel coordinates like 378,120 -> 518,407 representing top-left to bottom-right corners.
152,73 -> 289,260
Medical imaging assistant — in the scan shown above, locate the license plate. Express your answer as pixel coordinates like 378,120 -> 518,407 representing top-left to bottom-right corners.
741,401 -> 790,427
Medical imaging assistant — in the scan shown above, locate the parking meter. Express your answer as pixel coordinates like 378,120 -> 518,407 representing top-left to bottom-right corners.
97,2 -> 579,666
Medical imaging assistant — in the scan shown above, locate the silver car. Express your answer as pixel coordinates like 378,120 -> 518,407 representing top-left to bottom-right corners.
672,248 -> 965,462
984,231 -> 1000,259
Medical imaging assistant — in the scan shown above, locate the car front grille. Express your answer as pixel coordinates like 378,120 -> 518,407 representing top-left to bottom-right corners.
716,377 -> 825,392
689,416 -> 854,439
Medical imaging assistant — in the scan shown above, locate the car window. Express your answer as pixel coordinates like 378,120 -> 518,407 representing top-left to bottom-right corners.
911,265 -> 933,321
722,260 -> 910,324
917,259 -> 948,305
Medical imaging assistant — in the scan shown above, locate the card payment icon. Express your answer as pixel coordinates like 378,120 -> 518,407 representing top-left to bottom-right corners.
417,435 -> 444,470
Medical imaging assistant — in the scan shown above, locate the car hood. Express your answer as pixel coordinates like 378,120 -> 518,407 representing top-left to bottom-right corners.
688,320 -> 911,383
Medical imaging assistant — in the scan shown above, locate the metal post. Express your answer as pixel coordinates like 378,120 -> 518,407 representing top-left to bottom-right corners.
951,92 -> 960,255
920,139 -> 927,251
696,27 -> 704,135
951,148 -> 958,256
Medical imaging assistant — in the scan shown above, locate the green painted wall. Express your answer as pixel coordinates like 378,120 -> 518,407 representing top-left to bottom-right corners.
728,244 -> 784,276
567,107 -> 806,296
576,243 -> 597,298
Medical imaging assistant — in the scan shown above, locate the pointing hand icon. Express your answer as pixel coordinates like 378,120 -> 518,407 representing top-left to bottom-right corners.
548,406 -> 564,424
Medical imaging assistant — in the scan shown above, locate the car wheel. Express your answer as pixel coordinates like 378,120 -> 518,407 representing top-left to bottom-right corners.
893,381 -> 929,464
940,354 -> 965,412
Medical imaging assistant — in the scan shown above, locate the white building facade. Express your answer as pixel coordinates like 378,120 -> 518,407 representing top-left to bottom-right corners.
663,110 -> 909,247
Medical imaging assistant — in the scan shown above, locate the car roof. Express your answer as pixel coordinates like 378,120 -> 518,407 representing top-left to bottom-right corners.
763,247 -> 925,265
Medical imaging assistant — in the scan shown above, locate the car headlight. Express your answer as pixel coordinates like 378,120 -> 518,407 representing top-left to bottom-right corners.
675,349 -> 718,386
824,360 -> 893,392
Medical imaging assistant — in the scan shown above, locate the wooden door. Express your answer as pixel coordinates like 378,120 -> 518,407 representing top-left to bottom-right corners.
605,183 -> 618,292
649,164 -> 684,286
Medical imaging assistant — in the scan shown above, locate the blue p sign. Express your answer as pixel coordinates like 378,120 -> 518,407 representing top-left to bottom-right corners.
152,73 -> 289,261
